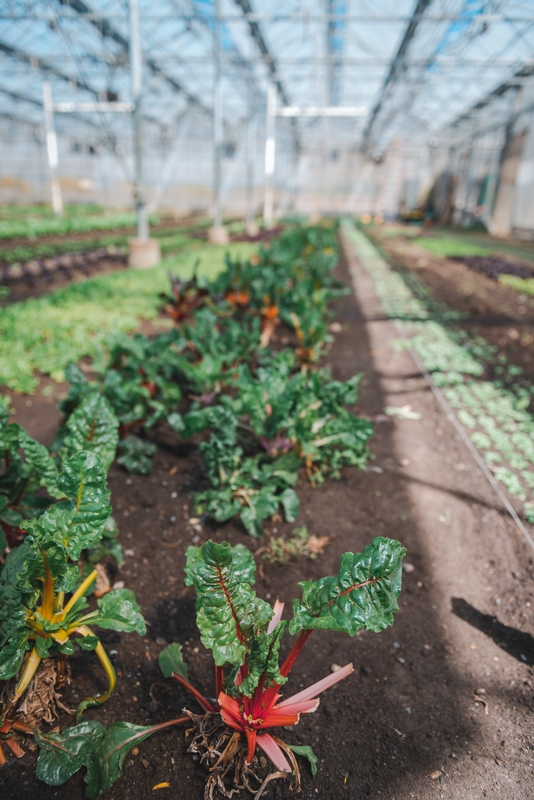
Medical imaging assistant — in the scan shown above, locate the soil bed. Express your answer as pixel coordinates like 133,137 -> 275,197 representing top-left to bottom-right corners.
3,238 -> 534,799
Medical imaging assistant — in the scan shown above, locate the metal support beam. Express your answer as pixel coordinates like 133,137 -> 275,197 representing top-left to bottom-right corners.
42,82 -> 64,217
361,0 -> 432,151
53,101 -> 134,112
129,0 -> 147,240
213,0 -> 223,229
246,74 -> 257,231
234,0 -> 299,151
276,106 -> 367,117
3,12 -> 534,22
263,83 -> 277,228
0,39 -> 99,97
57,0 -> 210,114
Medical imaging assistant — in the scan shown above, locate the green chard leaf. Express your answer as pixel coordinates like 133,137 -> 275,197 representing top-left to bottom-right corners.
185,540 -> 272,667
94,589 -> 146,635
36,720 -> 107,787
16,426 -> 60,495
290,536 -> 406,636
239,620 -> 288,697
62,392 -> 119,473
288,744 -> 319,778
84,722 -> 156,799
23,451 -> 111,560
0,628 -> 30,680
116,435 -> 156,475
158,642 -> 188,680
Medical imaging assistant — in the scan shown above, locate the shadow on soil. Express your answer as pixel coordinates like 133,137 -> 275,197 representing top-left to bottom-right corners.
452,598 -> 534,667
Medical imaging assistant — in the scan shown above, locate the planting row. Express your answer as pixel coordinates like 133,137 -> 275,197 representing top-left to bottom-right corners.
0,210 -> 160,241
0,247 -> 126,290
344,220 -> 534,524
0,223 -> 405,798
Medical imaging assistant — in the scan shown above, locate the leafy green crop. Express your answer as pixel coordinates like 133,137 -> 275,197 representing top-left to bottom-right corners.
0,211 -> 160,241
1,393 -> 119,564
175,353 -> 372,533
0,243 -> 257,393
0,449 -> 145,769
33,536 -> 405,796
499,274 -> 534,297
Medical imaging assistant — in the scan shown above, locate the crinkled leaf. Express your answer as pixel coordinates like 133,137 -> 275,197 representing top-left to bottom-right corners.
62,392 -> 119,473
185,542 -> 255,587
116,435 -> 156,475
35,721 -> 106,786
0,628 -> 30,680
94,589 -> 146,635
158,642 -> 188,680
288,744 -> 318,778
16,427 -> 60,496
290,537 -> 406,636
88,515 -> 123,567
239,620 -> 288,697
185,540 -> 272,667
56,563 -> 84,594
240,504 -> 265,538
23,451 -> 111,560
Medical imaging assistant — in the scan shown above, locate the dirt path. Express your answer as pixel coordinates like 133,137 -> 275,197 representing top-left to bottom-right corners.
3,236 -> 534,800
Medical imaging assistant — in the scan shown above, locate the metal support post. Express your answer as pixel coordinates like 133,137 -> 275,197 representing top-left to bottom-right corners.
263,83 -> 277,228
129,0 -> 148,240
42,81 -> 63,218
246,75 -> 257,231
213,0 -> 223,229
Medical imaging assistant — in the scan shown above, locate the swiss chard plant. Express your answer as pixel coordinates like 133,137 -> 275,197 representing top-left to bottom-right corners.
1,390 -> 120,565
0,404 -> 60,557
160,264 -> 210,323
180,354 -> 373,492
192,407 -> 301,537
179,537 -> 405,790
0,451 -> 146,765
59,332 -> 182,474
31,537 -> 405,797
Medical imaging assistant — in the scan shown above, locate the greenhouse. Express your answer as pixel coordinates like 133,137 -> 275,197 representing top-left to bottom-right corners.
1,2 -> 534,799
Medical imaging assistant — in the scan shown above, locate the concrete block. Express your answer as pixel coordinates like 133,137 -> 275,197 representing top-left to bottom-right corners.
208,225 -> 230,245
128,238 -> 161,268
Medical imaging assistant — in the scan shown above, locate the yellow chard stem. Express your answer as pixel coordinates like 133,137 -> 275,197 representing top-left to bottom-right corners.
15,647 -> 41,698
75,625 -> 116,720
55,591 -> 65,613
39,553 -> 55,620
61,570 -> 98,619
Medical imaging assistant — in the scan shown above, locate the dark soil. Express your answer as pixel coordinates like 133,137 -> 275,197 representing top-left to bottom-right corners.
3,238 -> 534,799
0,252 -> 128,304
451,255 -> 534,282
